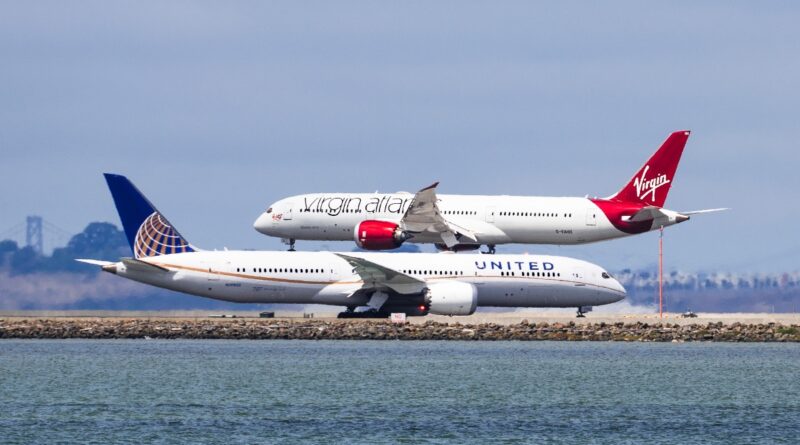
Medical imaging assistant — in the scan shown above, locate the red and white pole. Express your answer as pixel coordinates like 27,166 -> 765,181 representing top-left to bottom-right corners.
659,225 -> 664,319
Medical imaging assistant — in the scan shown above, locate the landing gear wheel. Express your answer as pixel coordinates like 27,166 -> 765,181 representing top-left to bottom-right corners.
345,305 -> 356,313
483,244 -> 496,254
337,309 -> 390,319
576,307 -> 587,318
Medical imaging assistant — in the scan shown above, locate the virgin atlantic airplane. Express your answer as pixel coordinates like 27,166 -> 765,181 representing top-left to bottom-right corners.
255,131 -> 725,252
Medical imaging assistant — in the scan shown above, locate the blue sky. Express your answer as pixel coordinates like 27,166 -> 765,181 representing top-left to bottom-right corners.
1,1 -> 798,273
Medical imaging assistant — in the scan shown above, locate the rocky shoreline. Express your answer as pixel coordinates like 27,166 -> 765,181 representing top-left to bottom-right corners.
1,318 -> 799,341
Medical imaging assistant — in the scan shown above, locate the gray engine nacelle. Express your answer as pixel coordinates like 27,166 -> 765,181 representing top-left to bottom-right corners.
426,281 -> 478,316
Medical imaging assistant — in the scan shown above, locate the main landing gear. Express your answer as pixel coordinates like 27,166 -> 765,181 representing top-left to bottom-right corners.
285,238 -> 296,252
483,244 -> 496,254
337,308 -> 390,319
576,306 -> 589,318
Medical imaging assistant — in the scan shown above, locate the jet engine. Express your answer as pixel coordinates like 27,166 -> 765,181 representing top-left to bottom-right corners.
354,220 -> 410,250
426,281 -> 478,316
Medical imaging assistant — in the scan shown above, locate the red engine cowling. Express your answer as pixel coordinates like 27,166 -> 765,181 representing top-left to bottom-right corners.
354,220 -> 408,250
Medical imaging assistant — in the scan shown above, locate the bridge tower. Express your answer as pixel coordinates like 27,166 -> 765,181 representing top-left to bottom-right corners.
26,215 -> 43,255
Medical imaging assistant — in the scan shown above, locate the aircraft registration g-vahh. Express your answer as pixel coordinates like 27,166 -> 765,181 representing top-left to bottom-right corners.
255,131 -> 726,253
77,174 -> 625,317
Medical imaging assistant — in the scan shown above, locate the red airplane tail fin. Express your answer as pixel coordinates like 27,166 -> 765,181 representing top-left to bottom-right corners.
609,130 -> 690,207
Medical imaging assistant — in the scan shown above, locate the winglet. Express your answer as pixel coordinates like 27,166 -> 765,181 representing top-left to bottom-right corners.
419,182 -> 439,192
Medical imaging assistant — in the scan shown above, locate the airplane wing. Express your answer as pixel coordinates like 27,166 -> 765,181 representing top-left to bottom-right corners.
400,182 -> 478,247
334,253 -> 426,295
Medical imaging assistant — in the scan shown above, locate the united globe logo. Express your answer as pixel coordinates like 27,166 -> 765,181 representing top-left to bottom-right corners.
134,212 -> 193,258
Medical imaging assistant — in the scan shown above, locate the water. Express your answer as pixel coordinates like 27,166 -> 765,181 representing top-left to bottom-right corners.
1,340 -> 798,444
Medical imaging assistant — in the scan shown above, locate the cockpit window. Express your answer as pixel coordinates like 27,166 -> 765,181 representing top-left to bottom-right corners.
601,272 -> 612,279
266,207 -> 273,214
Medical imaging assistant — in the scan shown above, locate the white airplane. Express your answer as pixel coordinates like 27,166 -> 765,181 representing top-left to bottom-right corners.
77,174 -> 625,317
255,131 -> 725,252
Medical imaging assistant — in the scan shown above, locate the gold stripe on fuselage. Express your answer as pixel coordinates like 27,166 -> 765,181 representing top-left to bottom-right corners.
140,260 -> 623,294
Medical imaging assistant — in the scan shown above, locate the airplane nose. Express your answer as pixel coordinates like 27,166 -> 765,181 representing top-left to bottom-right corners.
253,213 -> 272,235
611,279 -> 627,302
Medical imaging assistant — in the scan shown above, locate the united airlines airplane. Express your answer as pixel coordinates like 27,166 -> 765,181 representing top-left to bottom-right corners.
78,174 -> 625,317
255,131 -> 725,252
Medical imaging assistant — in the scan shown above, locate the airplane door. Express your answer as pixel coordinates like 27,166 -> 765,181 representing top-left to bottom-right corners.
283,202 -> 294,220
585,208 -> 597,226
486,206 -> 496,223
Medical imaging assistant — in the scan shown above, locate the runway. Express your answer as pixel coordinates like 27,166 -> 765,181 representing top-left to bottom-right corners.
1,310 -> 798,326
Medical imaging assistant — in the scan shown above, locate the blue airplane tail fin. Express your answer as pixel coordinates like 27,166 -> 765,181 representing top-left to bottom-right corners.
103,173 -> 195,258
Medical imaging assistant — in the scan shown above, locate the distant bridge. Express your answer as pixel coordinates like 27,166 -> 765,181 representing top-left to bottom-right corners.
0,216 -> 73,255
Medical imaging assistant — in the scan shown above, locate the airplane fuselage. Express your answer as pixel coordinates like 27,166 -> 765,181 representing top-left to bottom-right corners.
256,193 -> 687,246
107,250 -> 625,310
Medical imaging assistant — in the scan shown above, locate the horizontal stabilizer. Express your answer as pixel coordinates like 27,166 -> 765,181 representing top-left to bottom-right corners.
121,257 -> 170,273
680,208 -> 729,215
627,206 -> 667,222
75,259 -> 114,267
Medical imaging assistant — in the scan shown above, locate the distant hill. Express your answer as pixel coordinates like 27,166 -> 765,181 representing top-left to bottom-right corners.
0,222 -> 129,275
